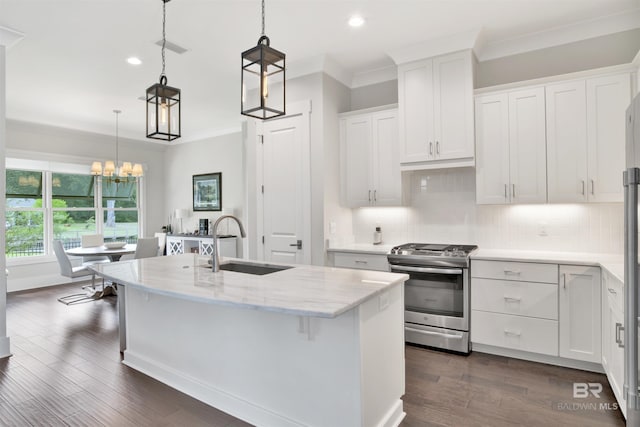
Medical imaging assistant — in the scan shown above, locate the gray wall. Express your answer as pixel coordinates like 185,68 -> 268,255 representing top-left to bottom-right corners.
350,80 -> 398,110
477,29 -> 640,88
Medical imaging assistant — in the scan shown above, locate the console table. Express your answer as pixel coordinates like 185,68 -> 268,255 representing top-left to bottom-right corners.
166,234 -> 237,258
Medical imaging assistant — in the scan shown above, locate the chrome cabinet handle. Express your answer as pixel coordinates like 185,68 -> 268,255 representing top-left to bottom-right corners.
354,260 -> 368,264
405,327 -> 463,339
590,179 -> 595,195
504,184 -> 508,199
390,265 -> 462,275
512,183 -> 516,199
368,190 -> 371,202
429,142 -> 433,155
373,190 -> 377,202
562,273 -> 566,289
581,180 -> 585,195
436,141 -> 440,155
503,296 -> 522,302
503,329 -> 521,337
616,322 -> 625,348
503,270 -> 521,275
608,288 -> 617,295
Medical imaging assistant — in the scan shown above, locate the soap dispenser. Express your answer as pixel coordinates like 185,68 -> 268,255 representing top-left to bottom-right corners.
373,226 -> 382,245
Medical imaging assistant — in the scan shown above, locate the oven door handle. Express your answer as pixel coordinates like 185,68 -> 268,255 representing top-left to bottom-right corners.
390,265 -> 462,275
405,327 -> 464,339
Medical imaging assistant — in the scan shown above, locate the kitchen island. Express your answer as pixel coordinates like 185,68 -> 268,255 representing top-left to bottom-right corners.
90,254 -> 408,427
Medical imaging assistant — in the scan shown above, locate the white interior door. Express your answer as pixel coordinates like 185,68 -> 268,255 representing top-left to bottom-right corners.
260,107 -> 310,265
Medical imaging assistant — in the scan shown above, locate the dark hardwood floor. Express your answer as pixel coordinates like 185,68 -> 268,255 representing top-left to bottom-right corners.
1,283 -> 626,426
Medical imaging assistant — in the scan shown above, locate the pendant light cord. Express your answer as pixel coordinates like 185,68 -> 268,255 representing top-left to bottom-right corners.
261,0 -> 265,36
160,0 -> 167,80
114,110 -> 120,168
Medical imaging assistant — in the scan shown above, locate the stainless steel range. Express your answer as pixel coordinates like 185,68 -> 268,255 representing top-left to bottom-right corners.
388,243 -> 477,354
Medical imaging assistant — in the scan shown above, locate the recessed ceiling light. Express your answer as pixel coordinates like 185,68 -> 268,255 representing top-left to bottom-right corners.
127,57 -> 142,66
348,15 -> 365,28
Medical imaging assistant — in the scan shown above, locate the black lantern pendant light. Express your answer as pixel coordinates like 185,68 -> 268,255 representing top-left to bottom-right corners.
146,0 -> 181,141
241,0 -> 286,120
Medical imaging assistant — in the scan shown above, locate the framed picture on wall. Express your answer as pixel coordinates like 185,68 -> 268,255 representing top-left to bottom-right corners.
193,172 -> 222,211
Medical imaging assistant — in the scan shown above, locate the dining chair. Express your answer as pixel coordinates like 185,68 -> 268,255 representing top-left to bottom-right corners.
53,240 -> 105,305
134,237 -> 160,259
81,233 -> 110,263
154,232 -> 167,256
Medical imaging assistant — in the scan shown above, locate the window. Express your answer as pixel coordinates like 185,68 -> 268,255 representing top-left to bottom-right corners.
6,170 -> 45,257
5,164 -> 143,260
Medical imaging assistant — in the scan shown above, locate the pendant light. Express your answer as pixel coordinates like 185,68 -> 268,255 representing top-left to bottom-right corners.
91,110 -> 143,182
241,0 -> 285,120
146,0 -> 181,141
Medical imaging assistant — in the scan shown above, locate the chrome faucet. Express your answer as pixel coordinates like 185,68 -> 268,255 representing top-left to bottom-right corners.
211,215 -> 247,272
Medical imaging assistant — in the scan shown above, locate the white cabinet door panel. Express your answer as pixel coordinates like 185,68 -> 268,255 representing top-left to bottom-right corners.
509,87 -> 547,204
475,94 -> 510,204
559,265 -> 601,362
371,110 -> 401,206
398,60 -> 433,163
546,81 -> 588,203
433,52 -> 474,161
586,74 -> 630,202
471,278 -> 558,320
343,116 -> 373,207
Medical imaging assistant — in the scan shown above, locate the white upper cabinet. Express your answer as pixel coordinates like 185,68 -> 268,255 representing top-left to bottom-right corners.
398,50 -> 474,170
340,107 -> 401,208
547,73 -> 630,203
475,87 -> 547,204
586,74 -> 631,202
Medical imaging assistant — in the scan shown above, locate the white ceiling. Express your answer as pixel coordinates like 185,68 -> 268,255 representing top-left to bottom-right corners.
1,0 -> 639,143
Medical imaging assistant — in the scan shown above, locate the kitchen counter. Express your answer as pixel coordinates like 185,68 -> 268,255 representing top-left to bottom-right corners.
472,249 -> 623,282
90,254 -> 408,427
91,253 -> 406,318
326,242 -> 397,255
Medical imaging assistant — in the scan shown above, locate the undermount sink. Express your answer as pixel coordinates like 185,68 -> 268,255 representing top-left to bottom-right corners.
217,261 -> 293,275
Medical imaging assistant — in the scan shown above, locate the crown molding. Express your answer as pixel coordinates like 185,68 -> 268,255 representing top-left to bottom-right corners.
0,25 -> 24,48
351,66 -> 397,88
476,8 -> 640,61
388,28 -> 481,65
287,54 -> 353,88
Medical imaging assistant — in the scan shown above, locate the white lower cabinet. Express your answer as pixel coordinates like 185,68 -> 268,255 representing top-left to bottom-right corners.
471,311 -> 558,356
559,265 -> 601,363
602,270 -> 626,417
331,252 -> 389,272
471,260 -> 559,356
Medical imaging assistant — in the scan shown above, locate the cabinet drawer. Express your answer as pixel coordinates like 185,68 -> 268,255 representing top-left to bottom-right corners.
471,310 -> 558,356
472,260 -> 557,284
333,252 -> 389,272
471,278 -> 558,320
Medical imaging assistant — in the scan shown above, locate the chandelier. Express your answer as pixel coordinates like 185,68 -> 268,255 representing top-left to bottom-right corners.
91,110 -> 143,182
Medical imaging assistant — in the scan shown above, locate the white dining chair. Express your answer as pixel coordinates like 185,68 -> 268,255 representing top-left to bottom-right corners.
81,233 -> 110,263
154,232 -> 167,256
53,240 -> 106,305
134,237 -> 160,259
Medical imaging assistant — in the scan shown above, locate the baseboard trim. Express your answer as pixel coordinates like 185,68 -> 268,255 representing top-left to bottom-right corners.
123,350 -> 307,427
472,343 -> 604,373
378,399 -> 406,427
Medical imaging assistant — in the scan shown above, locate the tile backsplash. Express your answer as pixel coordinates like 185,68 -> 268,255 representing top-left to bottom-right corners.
352,168 -> 623,254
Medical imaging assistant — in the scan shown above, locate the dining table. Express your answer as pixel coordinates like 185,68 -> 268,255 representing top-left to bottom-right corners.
66,243 -> 137,262
64,244 -> 137,299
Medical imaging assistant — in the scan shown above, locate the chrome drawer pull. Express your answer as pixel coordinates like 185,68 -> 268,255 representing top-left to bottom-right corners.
503,270 -> 521,275
616,323 -> 624,348
354,260 -> 368,264
405,327 -> 463,339
503,296 -> 522,302
503,329 -> 521,337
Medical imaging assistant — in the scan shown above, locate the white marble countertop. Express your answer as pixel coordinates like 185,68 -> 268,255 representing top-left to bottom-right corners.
326,243 -> 397,255
472,249 -> 624,282
90,254 -> 408,318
